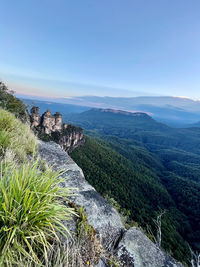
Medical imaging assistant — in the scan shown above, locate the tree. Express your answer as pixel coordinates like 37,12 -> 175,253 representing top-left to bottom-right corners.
147,210 -> 166,248
190,248 -> 200,267
0,81 -> 28,121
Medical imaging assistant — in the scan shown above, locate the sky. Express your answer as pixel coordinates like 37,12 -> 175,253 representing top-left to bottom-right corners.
0,0 -> 200,98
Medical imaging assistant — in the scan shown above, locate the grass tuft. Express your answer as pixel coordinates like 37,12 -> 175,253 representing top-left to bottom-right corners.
0,108 -> 37,161
0,160 -> 75,266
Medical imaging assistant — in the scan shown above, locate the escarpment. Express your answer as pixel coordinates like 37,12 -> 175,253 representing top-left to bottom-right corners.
38,141 -> 182,267
30,106 -> 85,152
30,107 -> 183,266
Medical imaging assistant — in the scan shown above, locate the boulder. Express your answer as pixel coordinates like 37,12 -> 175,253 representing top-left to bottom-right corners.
116,227 -> 182,267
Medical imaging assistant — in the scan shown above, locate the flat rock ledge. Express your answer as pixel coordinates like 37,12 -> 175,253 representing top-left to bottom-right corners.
38,141 -> 182,267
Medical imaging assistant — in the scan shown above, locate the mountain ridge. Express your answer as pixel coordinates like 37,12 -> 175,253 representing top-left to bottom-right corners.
20,95 -> 200,126
93,108 -> 151,117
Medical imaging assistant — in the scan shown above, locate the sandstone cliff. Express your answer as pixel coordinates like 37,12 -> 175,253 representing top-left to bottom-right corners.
38,141 -> 182,267
30,107 -> 85,152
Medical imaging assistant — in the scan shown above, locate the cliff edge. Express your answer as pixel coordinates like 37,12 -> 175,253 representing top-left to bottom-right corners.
38,141 -> 182,267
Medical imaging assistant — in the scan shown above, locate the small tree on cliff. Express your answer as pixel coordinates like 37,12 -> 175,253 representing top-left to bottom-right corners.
147,210 -> 166,248
0,81 -> 28,120
190,248 -> 200,267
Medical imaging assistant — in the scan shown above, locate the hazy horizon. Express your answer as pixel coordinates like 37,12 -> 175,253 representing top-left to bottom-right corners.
16,91 -> 198,102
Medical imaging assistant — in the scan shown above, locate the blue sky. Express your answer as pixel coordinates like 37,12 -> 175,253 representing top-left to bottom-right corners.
0,0 -> 200,98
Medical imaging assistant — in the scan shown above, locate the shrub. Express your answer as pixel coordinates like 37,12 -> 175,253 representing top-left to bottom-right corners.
0,108 -> 37,160
0,160 -> 75,266
0,81 -> 28,121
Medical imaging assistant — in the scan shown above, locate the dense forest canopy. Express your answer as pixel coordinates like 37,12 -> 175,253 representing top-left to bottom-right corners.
70,108 -> 200,265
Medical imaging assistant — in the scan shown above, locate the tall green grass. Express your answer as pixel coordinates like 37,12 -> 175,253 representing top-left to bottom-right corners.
0,108 -> 37,160
0,160 -> 75,266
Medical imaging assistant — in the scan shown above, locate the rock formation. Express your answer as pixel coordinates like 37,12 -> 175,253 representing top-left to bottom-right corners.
30,107 -> 85,152
38,141 -> 183,267
30,106 -> 41,127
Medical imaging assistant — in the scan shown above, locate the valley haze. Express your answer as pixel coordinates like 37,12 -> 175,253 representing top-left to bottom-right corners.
20,94 -> 200,127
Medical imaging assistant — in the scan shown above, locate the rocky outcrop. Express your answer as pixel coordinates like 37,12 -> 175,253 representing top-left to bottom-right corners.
38,141 -> 182,267
56,124 -> 85,152
30,107 -> 63,134
30,106 -> 41,127
30,107 -> 85,152
116,227 -> 182,267
40,110 -> 63,134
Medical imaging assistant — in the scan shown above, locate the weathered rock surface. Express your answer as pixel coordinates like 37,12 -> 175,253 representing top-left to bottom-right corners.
95,258 -> 109,267
30,106 -> 41,127
57,124 -> 85,152
41,109 -> 62,134
38,141 -> 124,249
38,141 -> 182,267
30,107 -> 84,152
116,227 -> 182,267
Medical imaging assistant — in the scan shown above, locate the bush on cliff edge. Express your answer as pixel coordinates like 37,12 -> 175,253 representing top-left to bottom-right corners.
0,160 -> 75,266
0,108 -> 75,265
0,81 -> 28,121
0,108 -> 37,161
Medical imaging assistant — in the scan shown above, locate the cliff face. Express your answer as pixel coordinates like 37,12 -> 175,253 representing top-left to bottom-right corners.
30,107 -> 41,127
38,141 -> 182,267
99,108 -> 149,117
30,107 -> 85,152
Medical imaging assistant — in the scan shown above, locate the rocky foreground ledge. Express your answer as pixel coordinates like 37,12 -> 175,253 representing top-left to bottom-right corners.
38,141 -> 182,267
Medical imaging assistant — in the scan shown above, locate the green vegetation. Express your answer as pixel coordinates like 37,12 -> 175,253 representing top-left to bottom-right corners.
77,206 -> 95,239
1,84 -> 198,265
57,204 -> 102,267
0,108 -> 37,161
0,82 -> 28,121
0,84 -> 75,266
70,109 -> 200,265
0,160 -> 75,266
104,195 -> 133,230
71,136 -> 191,264
108,257 -> 120,267
68,108 -> 200,155
45,205 -> 119,267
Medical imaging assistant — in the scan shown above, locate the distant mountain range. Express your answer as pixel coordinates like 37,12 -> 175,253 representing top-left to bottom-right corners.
67,108 -> 200,154
19,95 -> 200,126
64,95 -> 200,126
22,98 -> 90,114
